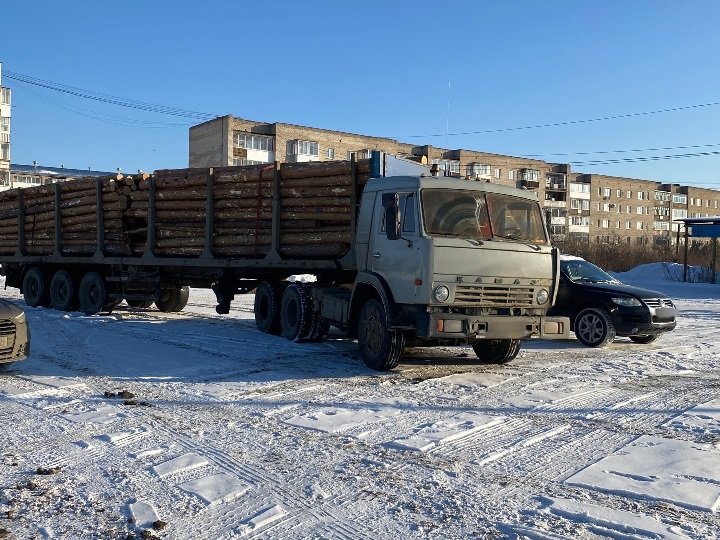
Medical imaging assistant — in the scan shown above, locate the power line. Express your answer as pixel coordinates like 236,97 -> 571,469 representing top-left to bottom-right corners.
523,142 -> 720,158
570,150 -> 720,166
12,79 -> 192,129
4,70 -> 216,121
400,101 -> 720,138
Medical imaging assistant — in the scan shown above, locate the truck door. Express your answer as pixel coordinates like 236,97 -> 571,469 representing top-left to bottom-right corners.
369,191 -> 420,303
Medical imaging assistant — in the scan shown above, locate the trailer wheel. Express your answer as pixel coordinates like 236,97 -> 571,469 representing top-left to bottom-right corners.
280,283 -> 312,342
126,299 -> 154,309
472,339 -> 521,364
155,286 -> 190,312
78,272 -> 108,315
22,268 -> 49,307
49,270 -> 76,311
358,299 -> 405,370
254,281 -> 281,334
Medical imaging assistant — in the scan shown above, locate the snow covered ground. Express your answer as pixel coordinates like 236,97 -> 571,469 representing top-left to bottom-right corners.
0,264 -> 719,539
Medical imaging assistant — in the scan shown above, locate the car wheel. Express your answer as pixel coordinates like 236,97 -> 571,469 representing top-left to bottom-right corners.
574,308 -> 616,347
629,334 -> 659,344
472,339 -> 521,364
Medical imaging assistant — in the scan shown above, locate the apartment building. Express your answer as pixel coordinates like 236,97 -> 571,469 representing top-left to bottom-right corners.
1,164 -> 114,192
199,115 -> 717,247
0,63 -> 11,188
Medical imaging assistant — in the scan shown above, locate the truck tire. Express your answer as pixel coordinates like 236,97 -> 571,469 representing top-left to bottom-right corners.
574,308 -> 616,347
358,299 -> 405,370
155,286 -> 190,312
78,272 -> 108,315
280,283 -> 312,342
49,270 -> 76,311
126,299 -> 154,309
254,281 -> 281,334
472,339 -> 521,364
22,267 -> 49,307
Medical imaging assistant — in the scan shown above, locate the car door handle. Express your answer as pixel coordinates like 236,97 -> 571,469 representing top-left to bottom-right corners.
373,252 -> 381,258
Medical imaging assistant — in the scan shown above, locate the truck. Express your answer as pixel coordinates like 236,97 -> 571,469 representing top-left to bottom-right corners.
0,153 -> 569,370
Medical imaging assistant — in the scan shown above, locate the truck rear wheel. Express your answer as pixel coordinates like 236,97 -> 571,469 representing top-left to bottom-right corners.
280,284 -> 312,342
472,339 -> 521,364
358,299 -> 404,370
155,286 -> 190,312
22,268 -> 49,307
49,270 -> 76,311
254,281 -> 281,334
79,272 -> 108,315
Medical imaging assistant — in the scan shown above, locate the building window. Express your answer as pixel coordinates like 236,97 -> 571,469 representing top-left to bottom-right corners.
232,158 -> 265,166
494,168 -> 501,179
508,169 -> 516,180
467,163 -> 490,178
672,208 -> 688,219
654,191 -> 671,202
326,147 -> 335,159
672,194 -> 687,204
0,117 -> 9,133
570,199 -> 590,211
602,187 -> 611,197
289,140 -> 318,156
520,169 -> 540,182
0,88 -> 10,105
233,132 -> 274,151
569,183 -> 590,194
0,143 -> 9,161
571,216 -> 590,226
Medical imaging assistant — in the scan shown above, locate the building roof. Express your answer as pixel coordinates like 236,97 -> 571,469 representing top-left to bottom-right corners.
11,163 -> 115,177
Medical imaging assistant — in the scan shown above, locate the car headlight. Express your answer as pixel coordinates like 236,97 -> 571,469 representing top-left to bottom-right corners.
433,285 -> 450,303
612,296 -> 642,307
536,289 -> 549,305
13,311 -> 26,324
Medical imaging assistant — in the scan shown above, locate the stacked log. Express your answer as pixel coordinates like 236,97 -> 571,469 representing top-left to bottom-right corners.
0,159 -> 372,260
0,190 -> 21,255
0,174 -> 132,256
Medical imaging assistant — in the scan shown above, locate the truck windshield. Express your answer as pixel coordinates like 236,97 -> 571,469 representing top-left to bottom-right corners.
421,189 -> 548,244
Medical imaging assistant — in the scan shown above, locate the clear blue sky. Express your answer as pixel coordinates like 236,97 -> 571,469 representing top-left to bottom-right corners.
3,1 -> 720,187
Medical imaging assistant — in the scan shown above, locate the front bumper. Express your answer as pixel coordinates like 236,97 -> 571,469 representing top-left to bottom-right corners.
0,318 -> 30,364
422,312 -> 570,340
610,305 -> 677,336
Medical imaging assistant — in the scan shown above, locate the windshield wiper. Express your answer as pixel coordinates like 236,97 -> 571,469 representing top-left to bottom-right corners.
492,234 -> 541,251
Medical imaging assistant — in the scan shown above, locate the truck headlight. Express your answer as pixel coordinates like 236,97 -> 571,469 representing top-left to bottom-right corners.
612,296 -> 642,307
13,311 -> 26,324
433,285 -> 450,303
536,289 -> 549,305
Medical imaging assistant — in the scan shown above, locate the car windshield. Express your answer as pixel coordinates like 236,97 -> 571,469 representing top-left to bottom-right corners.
421,189 -> 548,244
561,259 -> 618,283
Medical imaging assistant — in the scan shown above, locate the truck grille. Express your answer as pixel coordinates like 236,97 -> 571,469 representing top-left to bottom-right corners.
454,285 -> 535,307
0,319 -> 16,355
643,298 -> 674,309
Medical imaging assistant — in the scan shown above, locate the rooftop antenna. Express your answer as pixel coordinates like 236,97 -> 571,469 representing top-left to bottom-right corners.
446,80 -> 451,150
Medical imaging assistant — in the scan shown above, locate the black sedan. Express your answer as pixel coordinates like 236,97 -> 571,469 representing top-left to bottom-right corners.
548,256 -> 677,347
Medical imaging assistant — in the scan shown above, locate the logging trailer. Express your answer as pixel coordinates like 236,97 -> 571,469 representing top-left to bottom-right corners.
0,153 -> 569,370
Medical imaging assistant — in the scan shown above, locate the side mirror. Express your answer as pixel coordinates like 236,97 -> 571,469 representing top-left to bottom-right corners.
382,192 -> 400,240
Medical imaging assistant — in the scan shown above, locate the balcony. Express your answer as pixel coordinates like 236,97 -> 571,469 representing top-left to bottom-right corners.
543,199 -> 567,208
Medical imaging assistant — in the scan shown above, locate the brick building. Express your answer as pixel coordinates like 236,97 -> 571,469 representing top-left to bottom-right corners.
189,115 -> 720,247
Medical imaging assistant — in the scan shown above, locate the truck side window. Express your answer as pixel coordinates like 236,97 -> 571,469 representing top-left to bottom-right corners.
401,194 -> 416,233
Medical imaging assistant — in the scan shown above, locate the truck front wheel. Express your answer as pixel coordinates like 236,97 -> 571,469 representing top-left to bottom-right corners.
472,339 -> 521,364
358,299 -> 404,371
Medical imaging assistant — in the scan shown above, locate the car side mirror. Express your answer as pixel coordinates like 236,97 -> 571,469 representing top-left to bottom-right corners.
382,192 -> 400,240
